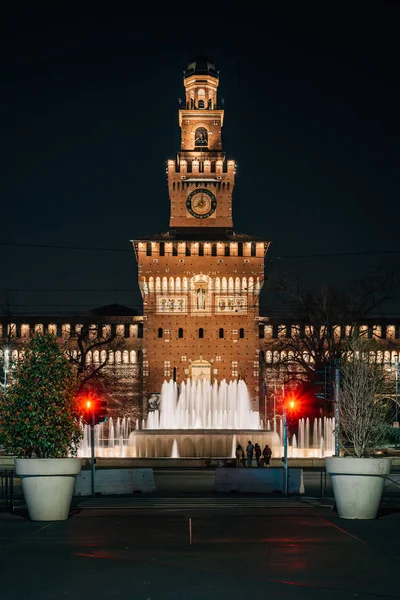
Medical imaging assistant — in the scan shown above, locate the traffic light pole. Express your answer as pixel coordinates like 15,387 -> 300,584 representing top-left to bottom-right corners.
90,413 -> 96,498
283,407 -> 288,496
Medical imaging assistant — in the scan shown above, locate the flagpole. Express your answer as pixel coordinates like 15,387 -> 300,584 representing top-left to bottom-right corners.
264,378 -> 267,426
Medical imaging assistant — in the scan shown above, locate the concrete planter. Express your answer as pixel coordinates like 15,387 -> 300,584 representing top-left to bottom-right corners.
15,458 -> 81,521
326,456 -> 392,519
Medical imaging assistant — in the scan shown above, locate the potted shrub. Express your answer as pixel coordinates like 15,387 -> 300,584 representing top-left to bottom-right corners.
0,333 -> 83,521
326,337 -> 392,519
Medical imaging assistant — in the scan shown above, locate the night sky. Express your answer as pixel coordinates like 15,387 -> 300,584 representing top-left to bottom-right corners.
1,5 -> 399,317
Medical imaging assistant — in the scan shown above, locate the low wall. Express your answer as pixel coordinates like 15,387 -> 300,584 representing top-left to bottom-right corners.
215,468 -> 304,494
74,468 -> 156,496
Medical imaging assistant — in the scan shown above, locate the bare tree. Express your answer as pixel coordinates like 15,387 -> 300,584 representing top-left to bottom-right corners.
64,324 -> 126,394
265,268 -> 397,386
339,337 -> 391,457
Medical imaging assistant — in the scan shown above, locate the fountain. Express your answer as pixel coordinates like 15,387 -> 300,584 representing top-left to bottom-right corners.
77,379 -> 336,459
126,378 -> 278,458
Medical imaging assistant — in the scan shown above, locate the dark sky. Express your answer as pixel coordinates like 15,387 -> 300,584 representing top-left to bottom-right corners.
1,4 -> 399,316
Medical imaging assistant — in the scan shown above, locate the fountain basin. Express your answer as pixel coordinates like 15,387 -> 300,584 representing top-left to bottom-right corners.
127,429 -> 280,458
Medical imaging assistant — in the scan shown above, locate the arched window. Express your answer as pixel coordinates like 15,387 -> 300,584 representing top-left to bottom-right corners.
219,328 -> 224,339
194,127 -> 208,147
158,328 -> 163,338
198,99 -> 205,108
178,328 -> 183,338
199,328 -> 204,339
239,328 -> 245,339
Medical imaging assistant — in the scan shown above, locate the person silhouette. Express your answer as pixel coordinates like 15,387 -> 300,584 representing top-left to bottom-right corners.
246,440 -> 254,468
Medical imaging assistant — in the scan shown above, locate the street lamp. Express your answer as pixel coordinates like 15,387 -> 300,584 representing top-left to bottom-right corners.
386,357 -> 399,449
3,347 -> 9,396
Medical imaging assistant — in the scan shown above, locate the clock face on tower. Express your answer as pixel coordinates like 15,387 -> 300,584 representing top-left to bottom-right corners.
186,188 -> 217,219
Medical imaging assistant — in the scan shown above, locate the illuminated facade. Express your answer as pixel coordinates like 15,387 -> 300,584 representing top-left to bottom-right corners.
2,60 -> 400,423
131,56 -> 269,411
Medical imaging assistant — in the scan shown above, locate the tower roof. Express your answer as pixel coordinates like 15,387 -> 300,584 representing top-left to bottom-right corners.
184,55 -> 218,78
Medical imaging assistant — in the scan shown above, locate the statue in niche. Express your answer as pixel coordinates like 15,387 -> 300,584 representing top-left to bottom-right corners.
196,287 -> 206,310
194,127 -> 208,146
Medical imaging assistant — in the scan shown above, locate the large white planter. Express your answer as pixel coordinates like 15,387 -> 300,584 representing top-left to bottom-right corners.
326,456 -> 392,520
15,458 -> 81,521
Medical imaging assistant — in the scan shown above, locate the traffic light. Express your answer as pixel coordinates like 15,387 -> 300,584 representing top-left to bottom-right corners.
285,393 -> 300,415
94,399 -> 108,425
82,398 -> 94,425
80,394 -> 108,425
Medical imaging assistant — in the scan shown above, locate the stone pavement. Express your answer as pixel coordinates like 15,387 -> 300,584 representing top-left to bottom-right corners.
1,497 -> 400,600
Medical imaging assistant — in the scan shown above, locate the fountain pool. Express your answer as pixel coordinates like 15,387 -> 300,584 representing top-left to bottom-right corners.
77,379 -> 335,459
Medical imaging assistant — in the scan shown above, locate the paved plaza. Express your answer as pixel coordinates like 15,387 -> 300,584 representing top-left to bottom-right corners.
1,493 -> 400,600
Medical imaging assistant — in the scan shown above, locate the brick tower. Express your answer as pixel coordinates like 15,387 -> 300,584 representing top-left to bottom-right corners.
132,56 -> 269,414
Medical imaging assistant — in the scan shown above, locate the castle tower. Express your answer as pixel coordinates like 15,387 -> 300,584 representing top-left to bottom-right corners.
132,56 -> 270,413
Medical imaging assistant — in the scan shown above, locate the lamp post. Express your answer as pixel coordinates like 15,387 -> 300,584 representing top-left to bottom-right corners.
387,358 -> 399,449
3,347 -> 9,396
394,358 -> 399,449
283,403 -> 288,496
334,359 -> 340,457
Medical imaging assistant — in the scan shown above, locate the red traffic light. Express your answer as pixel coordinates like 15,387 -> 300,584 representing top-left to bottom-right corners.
79,393 -> 107,425
285,393 -> 300,414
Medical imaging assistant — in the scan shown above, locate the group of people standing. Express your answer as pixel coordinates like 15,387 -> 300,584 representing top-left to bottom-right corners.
235,441 -> 272,468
